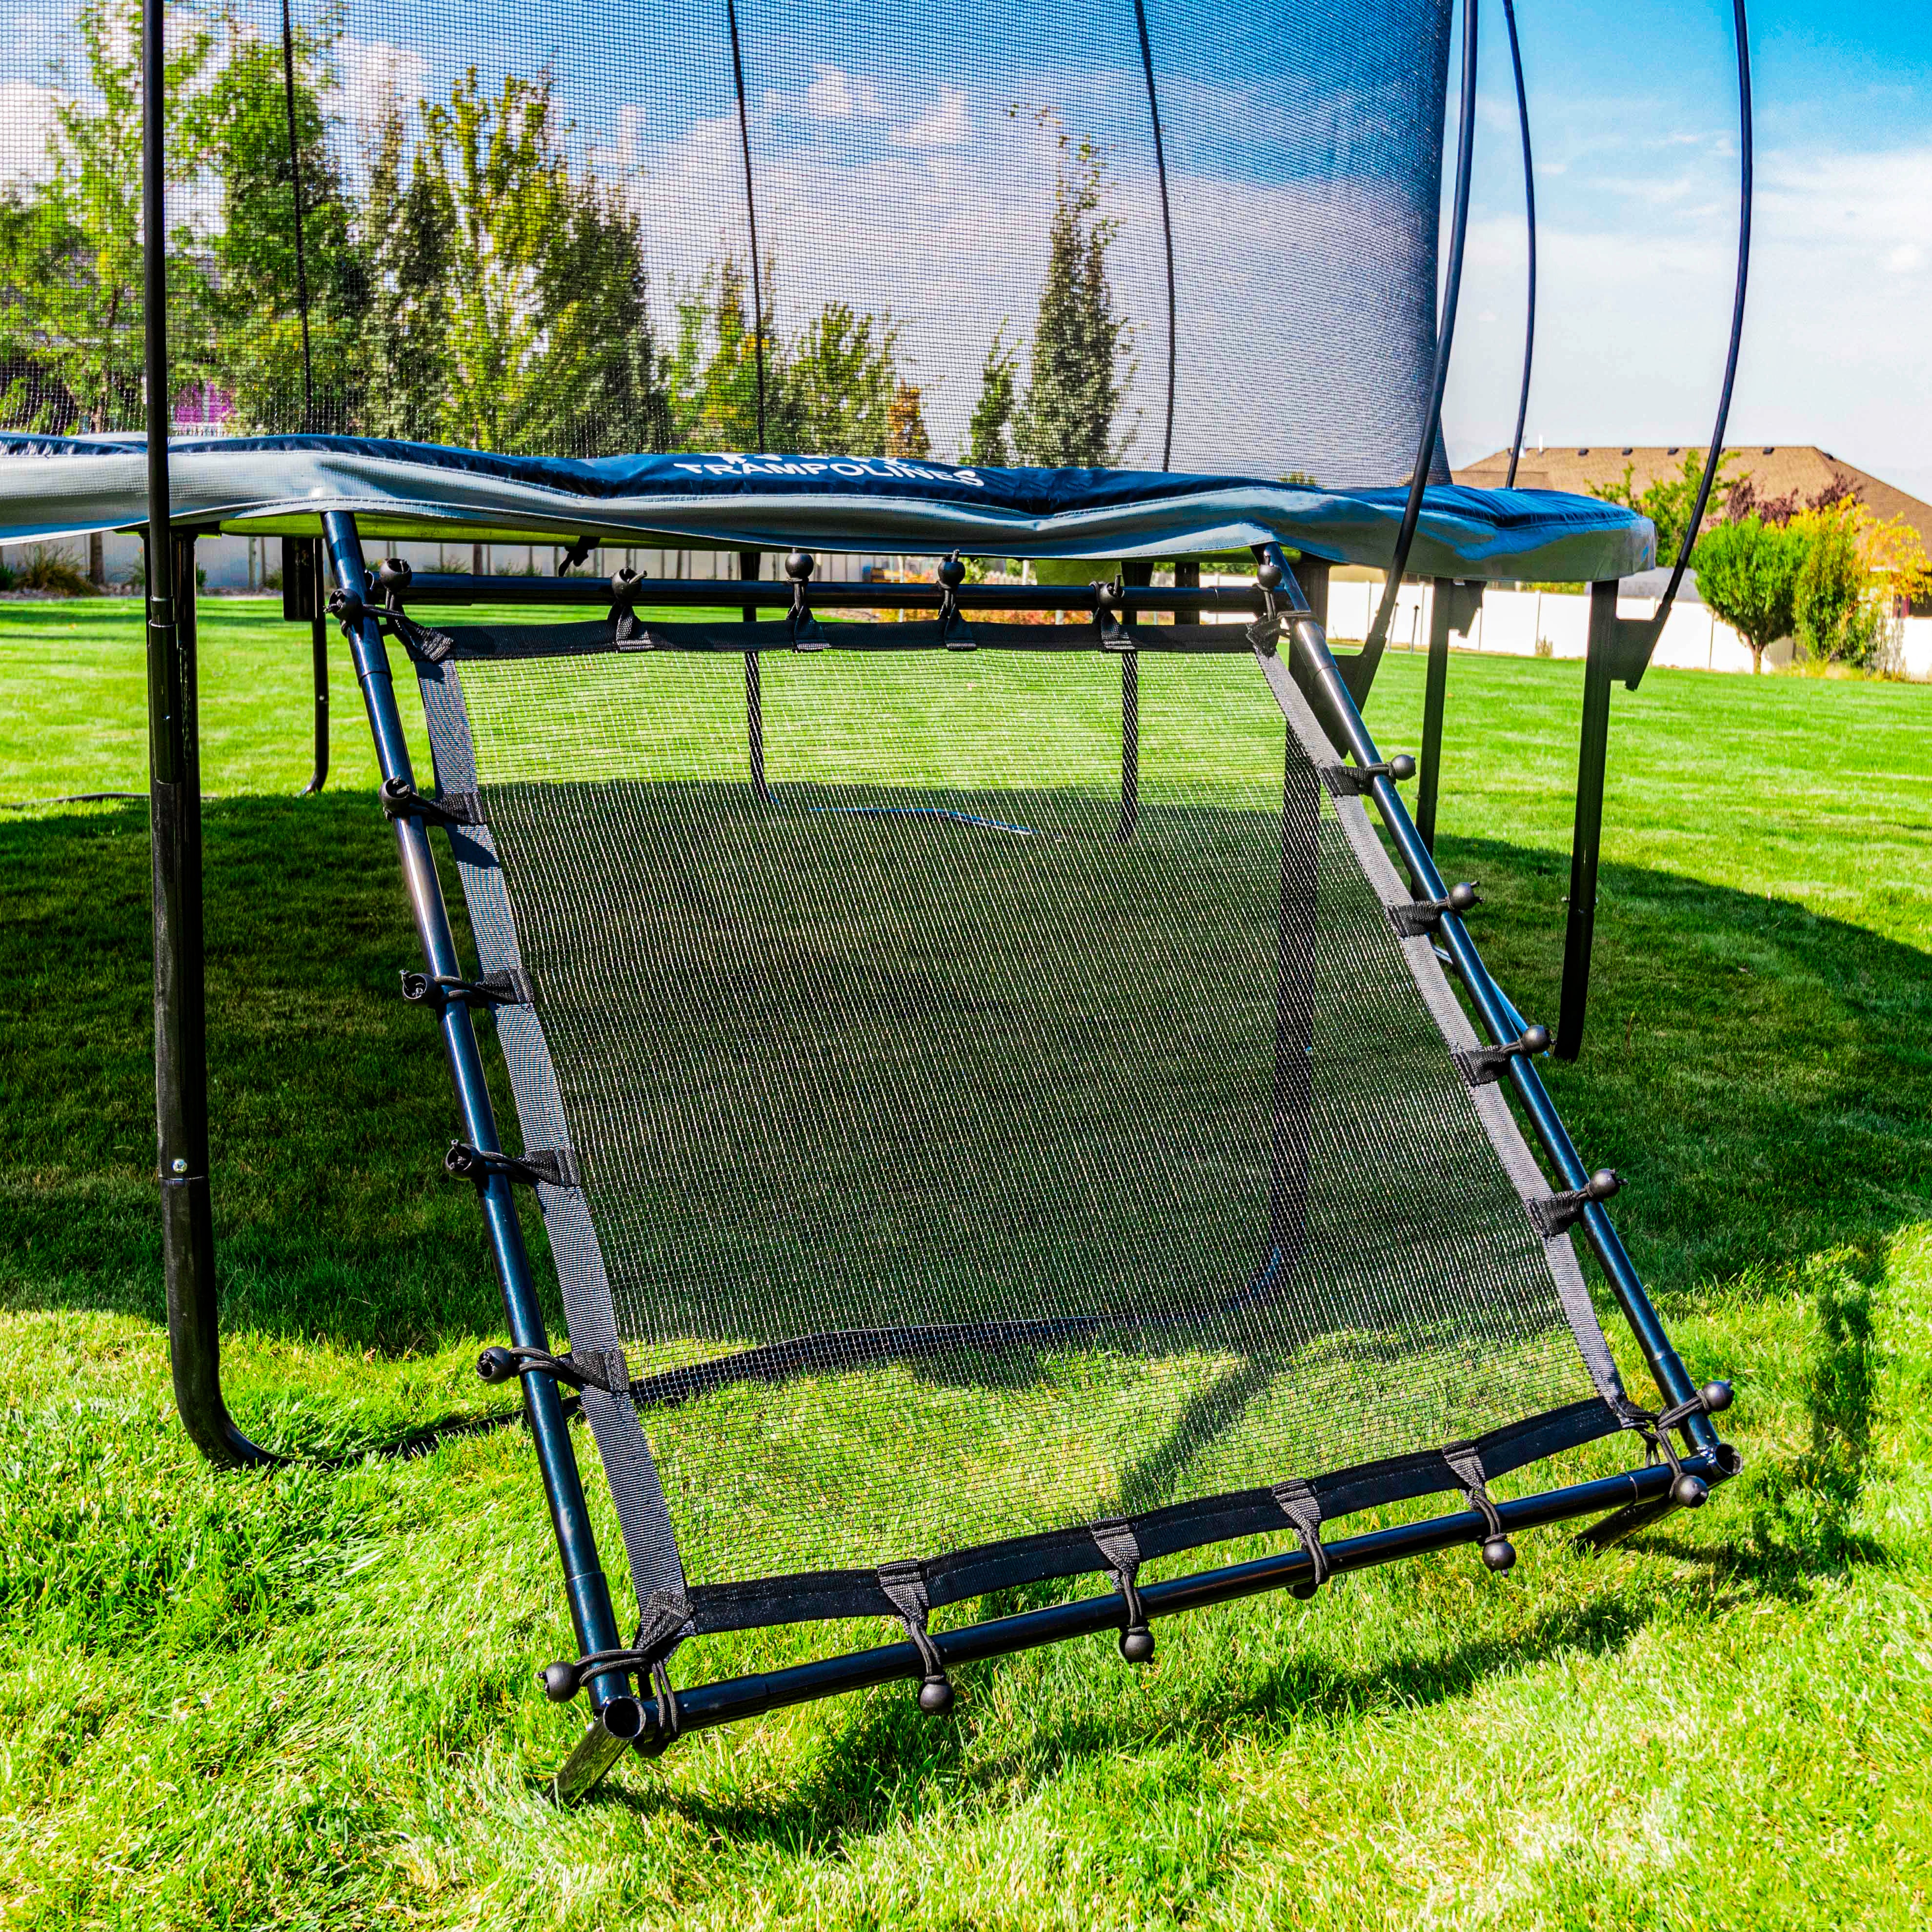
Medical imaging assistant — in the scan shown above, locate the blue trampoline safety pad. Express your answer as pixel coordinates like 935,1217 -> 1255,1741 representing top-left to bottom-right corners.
0,435 -> 1654,582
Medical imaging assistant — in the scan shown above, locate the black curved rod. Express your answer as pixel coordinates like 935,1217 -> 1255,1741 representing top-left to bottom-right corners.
1501,0 -> 1534,487
1651,0 -> 1752,621
1361,0 -> 1479,677
1132,0 -> 1178,468
278,0 -> 315,431
724,0 -> 768,453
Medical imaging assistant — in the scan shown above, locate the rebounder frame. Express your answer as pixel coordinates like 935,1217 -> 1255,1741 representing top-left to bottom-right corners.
307,510 -> 1731,1795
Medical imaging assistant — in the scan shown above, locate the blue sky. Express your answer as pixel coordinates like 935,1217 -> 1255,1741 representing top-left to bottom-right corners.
1445,0 -> 1932,498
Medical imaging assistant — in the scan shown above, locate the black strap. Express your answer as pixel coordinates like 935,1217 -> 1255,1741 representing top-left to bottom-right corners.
443,1141 -> 583,1190
1270,1478 -> 1331,1590
877,1558 -> 950,1693
1388,895 -> 1458,938
1091,1517 -> 1150,1644
380,777 -> 478,827
1442,1443 -> 1506,1540
401,966 -> 534,1009
1527,1187 -> 1594,1237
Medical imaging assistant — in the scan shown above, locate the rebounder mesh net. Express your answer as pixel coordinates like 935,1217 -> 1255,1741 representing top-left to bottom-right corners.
2,0 -> 1452,487
418,629 -> 1622,1607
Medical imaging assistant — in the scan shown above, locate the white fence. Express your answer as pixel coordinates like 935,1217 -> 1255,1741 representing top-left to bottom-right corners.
9,531 -> 1932,681
1315,577 -> 1932,682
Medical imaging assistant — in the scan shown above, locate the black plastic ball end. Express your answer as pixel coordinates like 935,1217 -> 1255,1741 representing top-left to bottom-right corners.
1289,1579 -> 1318,1602
1520,1023 -> 1551,1055
1448,881 -> 1480,914
1586,1167 -> 1622,1202
784,549 -> 815,581
1481,1535 -> 1516,1573
1118,1626 -> 1155,1665
938,555 -> 966,588
1672,1472 -> 1710,1509
539,1661 -> 580,1704
1389,752 -> 1417,781
1256,559 -> 1285,589
1701,1379 -> 1733,1415
917,1675 -> 954,1716
478,1345 -> 518,1384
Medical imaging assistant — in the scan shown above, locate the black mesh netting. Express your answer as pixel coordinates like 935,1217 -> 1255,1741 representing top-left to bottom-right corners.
438,640 -> 1609,1591
2,0 -> 1451,486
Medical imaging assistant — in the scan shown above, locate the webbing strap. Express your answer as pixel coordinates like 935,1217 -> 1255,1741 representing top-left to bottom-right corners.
1270,1478 -> 1331,1590
1442,1443 -> 1505,1539
1091,1517 -> 1151,1649
877,1558 -> 948,1688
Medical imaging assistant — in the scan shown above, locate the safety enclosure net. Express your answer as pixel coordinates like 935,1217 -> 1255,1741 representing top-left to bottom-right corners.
411,623 -> 1629,1624
2,0 -> 1454,489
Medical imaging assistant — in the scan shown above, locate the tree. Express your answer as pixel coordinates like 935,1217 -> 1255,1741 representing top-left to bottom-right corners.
0,0 -> 212,582
1691,514 -> 1805,673
362,96 -> 453,443
1791,498 -> 1880,666
664,258 -> 780,451
966,324 -> 1018,466
885,382 -> 931,461
1592,447 -> 1738,569
1012,123 -> 1134,467
193,20 -> 366,434
783,301 -> 897,454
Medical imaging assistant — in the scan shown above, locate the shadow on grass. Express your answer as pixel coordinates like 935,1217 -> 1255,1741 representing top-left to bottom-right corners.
1,801 -> 1924,1509
592,1587 -> 1667,1842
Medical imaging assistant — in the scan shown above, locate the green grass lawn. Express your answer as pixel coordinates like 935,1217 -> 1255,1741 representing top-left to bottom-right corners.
2,597 -> 1929,1928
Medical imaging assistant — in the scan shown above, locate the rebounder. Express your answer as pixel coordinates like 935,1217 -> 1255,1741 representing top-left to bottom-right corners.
0,0 -> 1751,1798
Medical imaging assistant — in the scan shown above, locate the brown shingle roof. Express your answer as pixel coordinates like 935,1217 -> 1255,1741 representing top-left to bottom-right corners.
1454,445 -> 1932,552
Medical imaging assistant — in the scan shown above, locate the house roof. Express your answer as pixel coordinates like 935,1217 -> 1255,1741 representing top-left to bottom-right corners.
1454,445 -> 1932,553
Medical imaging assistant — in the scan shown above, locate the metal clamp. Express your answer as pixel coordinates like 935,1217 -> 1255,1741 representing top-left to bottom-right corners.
379,777 -> 478,827
1527,1167 -> 1620,1236
443,1141 -> 583,1189
400,967 -> 534,1009
1454,1023 -> 1550,1086
1320,755 -> 1416,798
1388,881 -> 1480,938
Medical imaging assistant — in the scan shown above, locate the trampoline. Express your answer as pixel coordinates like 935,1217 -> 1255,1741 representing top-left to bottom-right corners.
0,0 -> 1750,1796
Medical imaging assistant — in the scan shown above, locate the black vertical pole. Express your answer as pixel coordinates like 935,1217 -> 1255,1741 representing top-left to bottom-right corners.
741,549 -> 770,804
145,5 -> 271,1467
300,542 -> 329,794
278,0 -> 315,430
1118,558 -> 1149,842
1416,579 -> 1452,852
1556,582 -> 1618,1060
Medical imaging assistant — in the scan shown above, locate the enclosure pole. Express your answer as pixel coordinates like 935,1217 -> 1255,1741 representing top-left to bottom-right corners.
1416,580 -> 1453,851
144,3 -> 272,1468
1118,559 -> 1149,841
1556,583 -> 1618,1060
1274,571 -> 1715,1450
320,512 -> 628,1712
741,549 -> 769,803
300,543 -> 329,794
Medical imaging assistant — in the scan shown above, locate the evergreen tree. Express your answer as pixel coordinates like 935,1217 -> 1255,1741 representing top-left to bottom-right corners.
194,21 -> 366,433
965,325 -> 1016,466
1012,129 -> 1133,468
784,302 -> 898,454
362,98 -> 452,443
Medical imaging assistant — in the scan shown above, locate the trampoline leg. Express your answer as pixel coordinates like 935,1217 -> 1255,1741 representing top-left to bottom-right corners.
742,549 -> 770,804
149,531 -> 273,1467
300,543 -> 328,795
1416,578 -> 1452,852
1556,582 -> 1619,1061
552,1710 -> 636,1805
1118,560 -> 1148,842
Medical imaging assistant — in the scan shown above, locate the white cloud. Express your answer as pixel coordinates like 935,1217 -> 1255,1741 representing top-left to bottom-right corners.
328,38 -> 431,137
1886,242 -> 1925,274
895,87 -> 969,151
0,79 -> 62,188
803,65 -> 883,123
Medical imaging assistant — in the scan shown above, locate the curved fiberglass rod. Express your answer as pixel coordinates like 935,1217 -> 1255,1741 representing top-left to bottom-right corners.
1501,0 -> 1534,488
1364,0 -> 1479,662
1651,0 -> 1753,622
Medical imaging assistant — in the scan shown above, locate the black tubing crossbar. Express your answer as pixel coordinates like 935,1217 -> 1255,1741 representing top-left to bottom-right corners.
606,1448 -> 1728,1751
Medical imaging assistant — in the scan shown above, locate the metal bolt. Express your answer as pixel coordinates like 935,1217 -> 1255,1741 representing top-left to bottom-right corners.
170,1157 -> 187,1174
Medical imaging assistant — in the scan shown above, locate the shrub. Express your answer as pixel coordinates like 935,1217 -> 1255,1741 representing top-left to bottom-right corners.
1692,515 -> 1806,673
6,546 -> 98,596
1792,500 -> 1883,666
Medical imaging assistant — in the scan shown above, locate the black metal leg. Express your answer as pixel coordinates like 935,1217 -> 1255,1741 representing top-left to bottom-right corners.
151,533 -> 274,1467
1417,578 -> 1452,852
1118,559 -> 1149,842
1557,583 -> 1619,1061
741,549 -> 770,804
300,542 -> 329,795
